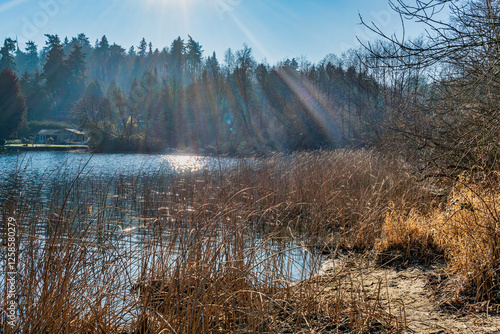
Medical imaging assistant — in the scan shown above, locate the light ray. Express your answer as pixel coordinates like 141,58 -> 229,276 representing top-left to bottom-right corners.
0,0 -> 28,14
277,69 -> 343,145
226,11 -> 270,61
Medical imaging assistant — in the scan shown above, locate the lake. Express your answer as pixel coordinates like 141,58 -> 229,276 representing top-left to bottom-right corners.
0,151 -> 320,284
0,151 -> 240,180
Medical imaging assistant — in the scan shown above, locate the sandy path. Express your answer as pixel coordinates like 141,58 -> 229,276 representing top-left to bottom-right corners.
317,257 -> 500,333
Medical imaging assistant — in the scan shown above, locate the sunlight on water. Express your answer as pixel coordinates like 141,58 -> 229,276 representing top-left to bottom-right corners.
162,155 -> 209,172
0,152 -> 238,179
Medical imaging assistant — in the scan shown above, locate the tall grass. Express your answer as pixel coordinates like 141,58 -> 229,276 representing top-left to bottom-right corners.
379,172 -> 500,306
0,150 -> 431,333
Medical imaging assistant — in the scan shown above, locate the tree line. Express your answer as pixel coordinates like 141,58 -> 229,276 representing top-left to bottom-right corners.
0,33 -> 383,153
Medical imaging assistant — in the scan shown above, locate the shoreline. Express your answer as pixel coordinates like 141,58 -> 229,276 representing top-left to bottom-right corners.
2,144 -> 89,152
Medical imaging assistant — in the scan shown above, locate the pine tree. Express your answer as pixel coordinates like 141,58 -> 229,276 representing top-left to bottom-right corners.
43,34 -> 68,113
0,68 -> 27,139
170,37 -> 185,81
0,38 -> 16,71
128,46 -> 136,57
25,41 -> 39,73
66,43 -> 87,107
186,35 -> 203,77
138,38 -> 147,58
19,69 -> 50,121
93,35 -> 110,81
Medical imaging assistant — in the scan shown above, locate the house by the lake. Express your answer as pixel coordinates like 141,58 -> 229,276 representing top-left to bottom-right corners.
36,129 -> 87,144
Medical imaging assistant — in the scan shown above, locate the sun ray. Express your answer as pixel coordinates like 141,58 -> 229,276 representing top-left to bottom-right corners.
0,0 -> 28,14
227,11 -> 270,61
277,69 -> 343,145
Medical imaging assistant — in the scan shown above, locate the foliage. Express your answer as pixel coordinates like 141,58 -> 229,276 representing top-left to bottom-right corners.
20,121 -> 71,138
0,37 -> 16,71
4,34 -> 385,153
379,173 -> 500,305
0,68 -> 27,139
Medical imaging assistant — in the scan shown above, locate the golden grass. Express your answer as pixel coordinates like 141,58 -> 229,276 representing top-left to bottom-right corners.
379,173 -> 500,304
378,209 -> 440,265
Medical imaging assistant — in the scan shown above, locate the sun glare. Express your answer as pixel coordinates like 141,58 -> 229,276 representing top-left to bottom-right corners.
143,0 -> 194,9
162,155 -> 207,172
139,0 -> 195,32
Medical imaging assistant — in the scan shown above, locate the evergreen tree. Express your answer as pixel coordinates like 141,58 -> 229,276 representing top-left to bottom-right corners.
74,33 -> 92,60
67,43 -> 86,79
206,51 -> 220,79
43,34 -> 67,112
128,46 -> 136,57
148,42 -> 153,57
14,40 -> 26,74
233,44 -> 256,134
0,68 -> 26,139
25,41 -> 39,73
66,43 -> 87,107
138,38 -> 147,57
93,35 -> 110,81
224,48 -> 236,74
186,35 -> 203,77
62,36 -> 72,54
170,37 -> 185,81
108,43 -> 126,79
0,38 -> 16,71
19,69 -> 50,121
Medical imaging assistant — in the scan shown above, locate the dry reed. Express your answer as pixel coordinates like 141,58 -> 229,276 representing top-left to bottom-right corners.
0,150 -> 428,333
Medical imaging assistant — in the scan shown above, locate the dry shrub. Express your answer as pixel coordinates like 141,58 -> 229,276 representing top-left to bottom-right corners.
432,176 -> 500,302
378,207 -> 444,265
378,173 -> 500,303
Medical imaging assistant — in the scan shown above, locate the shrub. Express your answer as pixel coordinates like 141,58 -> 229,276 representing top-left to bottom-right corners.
378,207 -> 444,265
378,173 -> 500,304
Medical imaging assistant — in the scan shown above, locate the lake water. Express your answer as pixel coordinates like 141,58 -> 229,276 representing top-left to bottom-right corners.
0,151 -> 240,179
0,151 -> 320,284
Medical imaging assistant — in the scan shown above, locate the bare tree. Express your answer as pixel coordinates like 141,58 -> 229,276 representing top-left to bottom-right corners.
360,0 -> 500,173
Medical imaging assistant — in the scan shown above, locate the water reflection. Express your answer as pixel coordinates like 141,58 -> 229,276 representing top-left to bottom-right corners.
162,155 -> 212,172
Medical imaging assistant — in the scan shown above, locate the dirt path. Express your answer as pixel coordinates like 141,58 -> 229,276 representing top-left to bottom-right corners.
318,256 -> 500,333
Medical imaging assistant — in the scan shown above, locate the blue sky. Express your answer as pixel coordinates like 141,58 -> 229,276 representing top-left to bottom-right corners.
0,0 -> 429,64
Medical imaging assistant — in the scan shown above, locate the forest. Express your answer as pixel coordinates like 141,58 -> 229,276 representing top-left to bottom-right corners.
0,0 -> 496,174
0,32 -> 383,154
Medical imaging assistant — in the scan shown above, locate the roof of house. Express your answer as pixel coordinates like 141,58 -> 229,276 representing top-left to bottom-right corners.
65,129 -> 85,135
37,129 -> 61,136
37,129 -> 85,136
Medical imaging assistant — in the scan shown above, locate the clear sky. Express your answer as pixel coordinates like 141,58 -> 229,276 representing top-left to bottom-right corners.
0,0 -> 428,64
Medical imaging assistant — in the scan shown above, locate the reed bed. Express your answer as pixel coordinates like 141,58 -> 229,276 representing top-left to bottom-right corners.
0,150 -> 435,333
